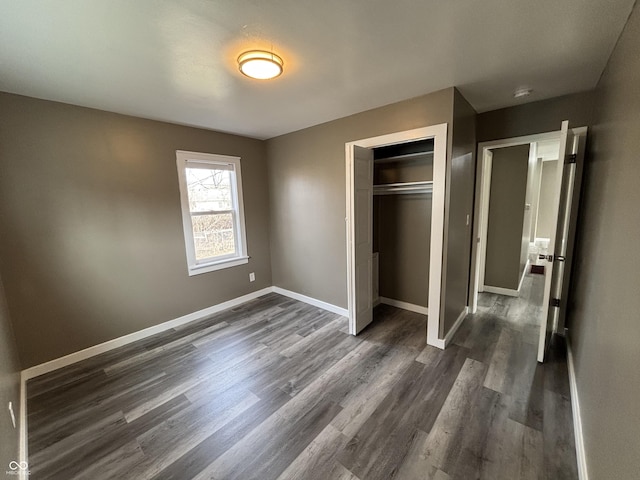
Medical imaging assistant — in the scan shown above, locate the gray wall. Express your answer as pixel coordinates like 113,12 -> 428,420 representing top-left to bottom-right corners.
0,93 -> 272,368
376,194 -> 431,307
0,273 -> 21,473
484,145 -> 530,290
441,90 -> 476,335
536,160 -> 559,239
568,3 -> 640,478
477,91 -> 594,142
374,155 -> 432,307
266,88 -> 455,308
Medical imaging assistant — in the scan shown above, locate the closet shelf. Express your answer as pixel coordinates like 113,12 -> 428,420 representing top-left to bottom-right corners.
374,151 -> 434,164
373,180 -> 433,195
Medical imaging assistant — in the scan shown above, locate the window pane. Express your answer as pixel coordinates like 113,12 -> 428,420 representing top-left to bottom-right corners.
191,213 -> 236,260
186,167 -> 233,212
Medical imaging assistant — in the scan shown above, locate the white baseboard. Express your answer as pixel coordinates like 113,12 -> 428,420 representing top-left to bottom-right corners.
379,297 -> 428,315
483,260 -> 529,298
18,284 -> 349,468
444,307 -> 468,347
21,287 -> 273,381
518,259 -> 530,292
482,285 -> 520,297
272,286 -> 348,317
427,306 -> 468,350
566,336 -> 589,480
22,285 -> 347,382
19,373 -> 27,480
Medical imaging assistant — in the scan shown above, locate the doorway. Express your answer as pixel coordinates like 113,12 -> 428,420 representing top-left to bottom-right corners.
469,122 -> 587,362
345,124 -> 448,349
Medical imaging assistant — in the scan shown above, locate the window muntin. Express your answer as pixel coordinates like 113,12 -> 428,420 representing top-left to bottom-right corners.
176,151 -> 248,275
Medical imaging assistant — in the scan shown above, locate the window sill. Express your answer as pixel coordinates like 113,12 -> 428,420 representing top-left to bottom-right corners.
187,256 -> 249,276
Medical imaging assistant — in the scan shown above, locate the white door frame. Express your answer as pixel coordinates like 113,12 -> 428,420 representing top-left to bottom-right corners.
345,123 -> 448,348
477,149 -> 493,294
469,130 -> 562,313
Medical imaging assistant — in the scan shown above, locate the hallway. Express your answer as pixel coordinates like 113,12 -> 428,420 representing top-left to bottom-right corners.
451,272 -> 579,478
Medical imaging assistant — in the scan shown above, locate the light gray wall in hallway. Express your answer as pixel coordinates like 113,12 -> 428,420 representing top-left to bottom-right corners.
0,274 -> 21,474
266,88 -> 454,308
441,90 -> 477,335
569,3 -> 640,479
484,145 -> 530,290
0,93 -> 272,368
536,160 -> 559,239
477,91 -> 594,142
529,158 -> 543,242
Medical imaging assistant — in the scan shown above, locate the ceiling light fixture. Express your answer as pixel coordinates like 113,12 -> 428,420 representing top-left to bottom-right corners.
238,50 -> 284,80
513,87 -> 533,98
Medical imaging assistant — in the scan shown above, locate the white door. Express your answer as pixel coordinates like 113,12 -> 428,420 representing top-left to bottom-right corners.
350,146 -> 374,334
477,149 -> 493,294
537,121 -> 575,362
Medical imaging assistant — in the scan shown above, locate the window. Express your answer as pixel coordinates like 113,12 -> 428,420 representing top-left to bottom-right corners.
176,151 -> 248,275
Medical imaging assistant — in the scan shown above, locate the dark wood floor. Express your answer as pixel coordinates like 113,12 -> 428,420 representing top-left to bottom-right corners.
27,273 -> 578,479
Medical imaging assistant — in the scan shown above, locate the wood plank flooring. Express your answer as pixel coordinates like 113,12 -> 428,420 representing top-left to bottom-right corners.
27,274 -> 578,479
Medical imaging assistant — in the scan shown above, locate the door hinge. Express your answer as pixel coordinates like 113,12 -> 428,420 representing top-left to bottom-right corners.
565,153 -> 577,164
551,298 -> 561,307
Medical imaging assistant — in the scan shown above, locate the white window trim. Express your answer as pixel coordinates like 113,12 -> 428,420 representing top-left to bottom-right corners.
176,150 -> 249,276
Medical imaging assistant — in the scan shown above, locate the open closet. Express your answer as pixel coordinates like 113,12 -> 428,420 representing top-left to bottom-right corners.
345,123 -> 448,348
372,139 -> 433,316
346,92 -> 483,350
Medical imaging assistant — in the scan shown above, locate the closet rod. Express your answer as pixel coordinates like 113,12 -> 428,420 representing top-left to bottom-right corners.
375,181 -> 432,188
373,189 -> 432,196
373,181 -> 433,195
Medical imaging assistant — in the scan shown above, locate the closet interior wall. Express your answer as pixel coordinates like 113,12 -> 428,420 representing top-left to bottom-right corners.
373,140 -> 434,311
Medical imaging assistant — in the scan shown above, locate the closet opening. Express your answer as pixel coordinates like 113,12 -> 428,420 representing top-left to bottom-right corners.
345,124 -> 448,349
372,139 -> 433,317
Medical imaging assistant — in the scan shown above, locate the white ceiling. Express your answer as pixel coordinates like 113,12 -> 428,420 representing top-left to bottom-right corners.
0,1 -> 634,139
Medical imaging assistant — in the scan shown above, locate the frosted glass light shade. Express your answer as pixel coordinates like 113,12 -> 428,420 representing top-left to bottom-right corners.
238,50 -> 284,80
